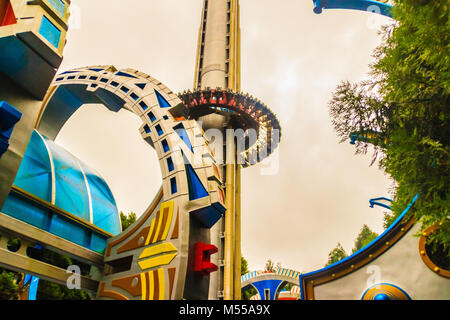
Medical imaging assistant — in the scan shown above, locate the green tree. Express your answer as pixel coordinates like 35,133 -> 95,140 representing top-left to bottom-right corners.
36,280 -> 91,300
351,225 -> 379,253
0,269 -> 21,300
264,259 -> 281,273
240,256 -> 257,300
241,256 -> 249,276
120,211 -> 137,231
329,0 -> 449,255
325,243 -> 348,267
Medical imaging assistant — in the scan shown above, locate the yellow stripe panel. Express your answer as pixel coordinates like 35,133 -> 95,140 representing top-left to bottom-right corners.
158,268 -> 165,300
139,242 -> 177,259
148,271 -> 154,300
144,201 -> 175,246
145,218 -> 156,246
160,203 -> 174,241
151,210 -> 164,244
140,273 -> 147,300
138,253 -> 177,271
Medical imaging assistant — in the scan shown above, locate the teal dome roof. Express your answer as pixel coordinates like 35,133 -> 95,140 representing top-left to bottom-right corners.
12,130 -> 121,236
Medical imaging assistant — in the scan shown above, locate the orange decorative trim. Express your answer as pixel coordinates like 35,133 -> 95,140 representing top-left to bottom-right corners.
111,275 -> 142,297
168,268 -> 176,299
152,270 -> 160,300
116,226 -> 150,254
98,282 -> 129,300
418,224 -> 450,279
106,189 -> 163,256
212,163 -> 221,180
171,208 -> 179,240
301,216 -> 416,300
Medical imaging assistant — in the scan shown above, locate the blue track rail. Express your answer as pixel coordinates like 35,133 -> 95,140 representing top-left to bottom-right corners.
312,0 -> 393,17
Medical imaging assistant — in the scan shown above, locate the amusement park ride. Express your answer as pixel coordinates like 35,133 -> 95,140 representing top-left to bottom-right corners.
0,0 -> 448,301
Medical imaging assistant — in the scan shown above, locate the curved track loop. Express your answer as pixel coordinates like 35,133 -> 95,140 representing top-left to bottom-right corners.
37,66 -> 226,300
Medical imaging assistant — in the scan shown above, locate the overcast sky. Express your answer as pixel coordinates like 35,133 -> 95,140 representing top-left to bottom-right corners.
55,0 -> 394,273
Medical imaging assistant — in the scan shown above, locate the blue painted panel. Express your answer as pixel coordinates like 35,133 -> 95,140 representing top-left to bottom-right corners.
130,93 -> 139,101
0,101 -> 22,158
49,214 -> 90,248
28,276 -> 39,300
95,88 -> 126,110
185,163 -> 209,201
46,0 -> 66,17
7,128 -> 119,245
90,233 -> 108,254
13,131 -> 52,202
148,112 -> 156,122
190,205 -> 223,229
139,101 -> 148,111
79,162 -> 121,236
252,279 -> 283,300
42,136 -> 90,221
173,123 -> 194,153
155,124 -> 164,136
313,0 -> 392,17
170,177 -> 177,194
167,157 -> 174,172
154,90 -> 171,108
1,193 -> 50,230
38,16 -> 61,48
2,193 -> 108,253
115,71 -> 137,78
161,139 -> 170,153
2,189 -> 109,253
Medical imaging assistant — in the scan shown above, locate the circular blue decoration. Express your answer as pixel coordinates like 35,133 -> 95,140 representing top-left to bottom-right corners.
373,293 -> 391,300
361,283 -> 411,300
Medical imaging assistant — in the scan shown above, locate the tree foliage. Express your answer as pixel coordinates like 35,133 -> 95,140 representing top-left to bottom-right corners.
0,269 -> 21,300
352,224 -> 379,253
36,280 -> 91,300
241,256 -> 249,276
120,211 -> 137,231
264,259 -> 281,273
325,243 -> 348,267
240,256 -> 257,300
325,225 -> 379,266
329,0 -> 449,255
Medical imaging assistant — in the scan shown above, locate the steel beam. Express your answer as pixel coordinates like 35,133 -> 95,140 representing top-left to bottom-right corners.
0,247 -> 99,292
0,211 -> 104,267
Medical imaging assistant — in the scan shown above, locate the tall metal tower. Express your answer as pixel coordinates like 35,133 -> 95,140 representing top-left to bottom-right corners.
193,0 -> 242,300
185,0 -> 279,300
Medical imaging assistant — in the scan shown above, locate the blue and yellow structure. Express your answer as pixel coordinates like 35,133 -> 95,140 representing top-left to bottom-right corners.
0,0 -> 448,301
